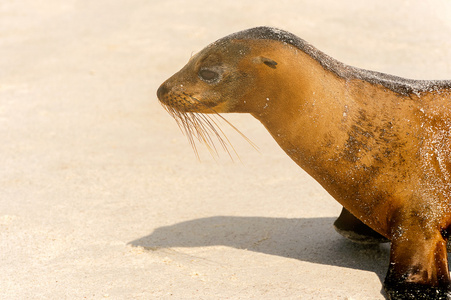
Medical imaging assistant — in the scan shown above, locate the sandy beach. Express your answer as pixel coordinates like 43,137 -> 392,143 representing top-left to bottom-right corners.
2,1 -> 451,299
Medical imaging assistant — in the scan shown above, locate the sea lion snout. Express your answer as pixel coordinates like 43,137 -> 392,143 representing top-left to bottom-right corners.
157,80 -> 186,109
156,82 -> 168,101
157,83 -> 168,101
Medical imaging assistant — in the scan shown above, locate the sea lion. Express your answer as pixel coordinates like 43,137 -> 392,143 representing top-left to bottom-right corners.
157,26 -> 451,299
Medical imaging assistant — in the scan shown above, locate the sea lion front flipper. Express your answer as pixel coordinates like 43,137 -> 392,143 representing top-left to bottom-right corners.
333,207 -> 389,244
384,227 -> 451,299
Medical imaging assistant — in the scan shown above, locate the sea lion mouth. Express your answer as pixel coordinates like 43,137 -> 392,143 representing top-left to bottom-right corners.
157,79 -> 224,113
157,79 -> 214,112
157,83 -> 257,160
158,89 -> 203,112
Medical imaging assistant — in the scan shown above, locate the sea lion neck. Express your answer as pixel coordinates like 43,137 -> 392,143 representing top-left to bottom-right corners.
245,41 -> 419,230
245,42 -> 351,170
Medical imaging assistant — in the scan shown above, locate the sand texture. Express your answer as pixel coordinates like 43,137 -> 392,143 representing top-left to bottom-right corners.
2,1 -> 451,299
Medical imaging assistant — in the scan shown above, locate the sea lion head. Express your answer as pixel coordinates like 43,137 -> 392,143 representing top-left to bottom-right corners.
156,27 -> 287,157
157,29 -> 280,114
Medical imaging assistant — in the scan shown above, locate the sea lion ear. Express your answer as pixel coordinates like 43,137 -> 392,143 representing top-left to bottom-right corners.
254,56 -> 278,69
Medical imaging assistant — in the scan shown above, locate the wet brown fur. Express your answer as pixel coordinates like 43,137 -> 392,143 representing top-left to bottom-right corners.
157,27 -> 451,299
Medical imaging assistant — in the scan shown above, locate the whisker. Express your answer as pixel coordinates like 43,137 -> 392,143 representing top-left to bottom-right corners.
191,113 -> 220,155
195,113 -> 231,149
188,95 -> 259,152
213,113 -> 259,151
197,113 -> 238,161
160,95 -> 258,161
162,103 -> 201,160
180,112 -> 200,160
187,112 -> 218,158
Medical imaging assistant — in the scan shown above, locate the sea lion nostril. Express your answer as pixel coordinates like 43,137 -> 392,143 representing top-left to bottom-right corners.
157,83 -> 169,100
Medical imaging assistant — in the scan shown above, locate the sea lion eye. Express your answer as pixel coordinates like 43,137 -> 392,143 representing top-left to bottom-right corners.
199,69 -> 220,82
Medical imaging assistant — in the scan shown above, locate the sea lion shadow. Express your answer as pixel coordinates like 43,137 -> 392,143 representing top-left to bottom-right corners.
129,216 -> 394,282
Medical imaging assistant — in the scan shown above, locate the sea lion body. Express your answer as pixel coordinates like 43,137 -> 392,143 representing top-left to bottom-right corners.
157,27 -> 451,299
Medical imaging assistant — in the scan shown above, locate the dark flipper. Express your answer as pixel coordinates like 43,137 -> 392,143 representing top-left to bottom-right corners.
333,207 -> 389,244
384,227 -> 450,299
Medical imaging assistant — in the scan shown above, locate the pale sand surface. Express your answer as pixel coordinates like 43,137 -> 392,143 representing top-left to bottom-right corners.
2,1 -> 451,299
